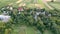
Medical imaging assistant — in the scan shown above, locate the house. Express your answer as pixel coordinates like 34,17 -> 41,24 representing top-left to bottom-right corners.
0,15 -> 11,22
18,7 -> 24,11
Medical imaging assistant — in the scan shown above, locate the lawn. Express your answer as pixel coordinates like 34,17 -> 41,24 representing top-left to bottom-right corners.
48,2 -> 60,10
11,25 -> 41,34
0,0 -> 17,8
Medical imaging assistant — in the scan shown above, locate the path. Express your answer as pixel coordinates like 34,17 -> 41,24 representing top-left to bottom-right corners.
42,0 -> 54,10
8,0 -> 22,6
8,0 -> 46,8
8,0 -> 53,9
8,3 -> 13,5
16,0 -> 23,4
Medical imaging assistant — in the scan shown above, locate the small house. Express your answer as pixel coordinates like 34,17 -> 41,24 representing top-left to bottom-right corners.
0,15 -> 11,22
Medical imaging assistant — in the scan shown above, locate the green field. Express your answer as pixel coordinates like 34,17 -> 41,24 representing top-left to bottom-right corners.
48,2 -> 60,10
0,0 -> 17,8
11,25 -> 41,34
0,0 -> 46,8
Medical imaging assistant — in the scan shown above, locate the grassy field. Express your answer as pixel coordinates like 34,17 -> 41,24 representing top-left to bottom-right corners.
0,0 -> 48,8
11,25 -> 41,34
48,2 -> 60,10
0,0 -> 17,8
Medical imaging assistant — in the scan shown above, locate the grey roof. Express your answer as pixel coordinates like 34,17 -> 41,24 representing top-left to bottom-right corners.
0,15 -> 11,22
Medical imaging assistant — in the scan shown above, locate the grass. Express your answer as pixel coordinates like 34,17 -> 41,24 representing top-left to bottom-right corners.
48,2 -> 60,10
0,0 -> 48,8
0,0 -> 17,8
37,0 -> 50,10
43,29 -> 53,34
11,25 -> 41,34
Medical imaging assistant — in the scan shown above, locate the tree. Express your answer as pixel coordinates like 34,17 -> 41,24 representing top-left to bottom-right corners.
51,0 -> 54,2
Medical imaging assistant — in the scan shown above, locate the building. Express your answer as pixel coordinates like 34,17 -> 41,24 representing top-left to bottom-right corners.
0,15 -> 11,22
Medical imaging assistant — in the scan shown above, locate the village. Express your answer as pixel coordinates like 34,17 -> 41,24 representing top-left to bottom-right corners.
0,0 -> 60,34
